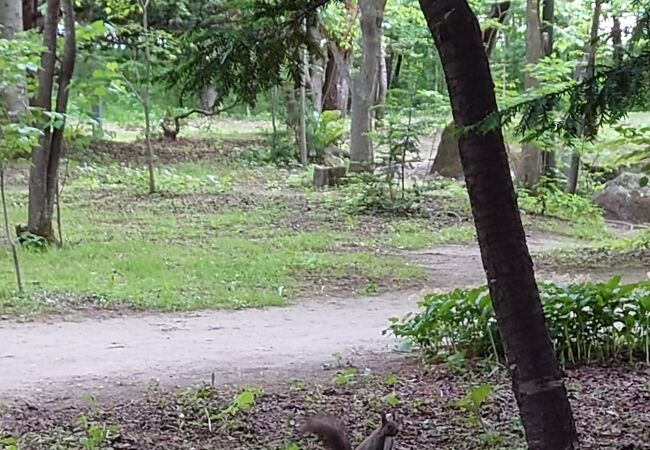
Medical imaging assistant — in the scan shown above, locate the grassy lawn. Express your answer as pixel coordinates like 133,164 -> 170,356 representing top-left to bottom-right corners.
0,129 -> 617,317
1,145 -> 431,316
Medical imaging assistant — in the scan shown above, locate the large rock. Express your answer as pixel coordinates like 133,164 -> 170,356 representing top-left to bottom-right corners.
594,172 -> 650,223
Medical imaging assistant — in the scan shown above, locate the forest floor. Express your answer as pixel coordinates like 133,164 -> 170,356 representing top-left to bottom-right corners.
1,123 -> 649,449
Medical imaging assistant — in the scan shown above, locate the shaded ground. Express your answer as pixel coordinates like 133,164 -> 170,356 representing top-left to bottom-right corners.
2,361 -> 648,450
2,131 -> 650,449
2,235 -> 646,402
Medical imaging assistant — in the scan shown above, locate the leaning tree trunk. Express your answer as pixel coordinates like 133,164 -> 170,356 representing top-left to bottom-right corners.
0,0 -> 27,120
349,0 -> 387,173
418,0 -> 578,449
429,1 -> 510,178
518,0 -> 545,189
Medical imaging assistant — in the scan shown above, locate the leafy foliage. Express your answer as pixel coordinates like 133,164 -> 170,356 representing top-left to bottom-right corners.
390,276 -> 650,365
518,183 -> 603,222
164,0 -> 323,108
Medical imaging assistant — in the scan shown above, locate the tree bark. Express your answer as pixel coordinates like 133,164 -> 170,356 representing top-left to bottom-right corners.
418,1 -> 578,449
349,0 -> 387,173
21,0 -> 38,30
429,1 -> 510,178
388,52 -> 402,89
0,0 -> 27,120
322,43 -> 352,114
141,0 -> 155,194
519,0 -> 545,189
374,45 -> 388,124
566,0 -> 601,194
198,87 -> 218,110
1,169 -> 23,293
27,0 -> 60,240
540,0 -> 556,180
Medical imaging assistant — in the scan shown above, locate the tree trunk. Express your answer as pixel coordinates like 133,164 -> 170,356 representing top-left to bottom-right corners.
418,1 -> 578,449
141,0 -> 155,194
299,18 -> 309,165
198,87 -> 218,110
0,0 -> 27,120
374,45 -> 388,125
611,15 -> 623,65
21,0 -> 38,30
540,0 -> 556,180
519,0 -> 545,189
310,25 -> 327,113
429,1 -> 510,178
349,0 -> 387,173
1,169 -> 23,293
389,52 -> 402,89
27,0 -> 60,240
91,101 -> 103,137
322,43 -> 352,114
566,0 -> 601,194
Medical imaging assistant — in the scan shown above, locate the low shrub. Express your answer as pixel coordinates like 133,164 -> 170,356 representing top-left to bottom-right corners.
389,276 -> 650,365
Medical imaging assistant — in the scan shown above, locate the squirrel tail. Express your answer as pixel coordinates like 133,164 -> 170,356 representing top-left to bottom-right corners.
302,415 -> 353,450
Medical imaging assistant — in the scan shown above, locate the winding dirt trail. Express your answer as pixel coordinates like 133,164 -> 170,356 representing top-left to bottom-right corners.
1,236 -> 645,401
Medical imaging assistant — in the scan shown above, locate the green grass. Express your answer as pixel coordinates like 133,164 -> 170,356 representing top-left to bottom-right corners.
0,161 -> 425,316
384,221 -> 475,250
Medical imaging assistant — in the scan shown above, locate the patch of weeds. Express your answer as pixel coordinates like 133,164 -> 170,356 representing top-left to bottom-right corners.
72,163 -> 231,194
1,226 -> 425,315
539,228 -> 650,269
390,276 -> 650,365
518,183 -> 609,240
384,220 -> 474,250
286,166 -> 315,190
238,131 -> 299,166
333,367 -> 358,386
454,384 -> 505,448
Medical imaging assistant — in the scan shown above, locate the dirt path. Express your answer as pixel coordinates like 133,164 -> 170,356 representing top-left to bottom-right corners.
1,236 -> 646,401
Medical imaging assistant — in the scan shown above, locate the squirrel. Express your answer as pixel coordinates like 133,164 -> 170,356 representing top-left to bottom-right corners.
302,412 -> 398,450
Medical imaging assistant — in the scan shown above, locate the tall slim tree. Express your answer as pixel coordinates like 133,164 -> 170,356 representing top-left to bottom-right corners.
566,0 -> 602,194
519,0 -> 545,189
349,0 -> 387,173
0,0 -> 27,120
417,0 -> 578,448
540,0 -> 556,179
27,0 -> 76,241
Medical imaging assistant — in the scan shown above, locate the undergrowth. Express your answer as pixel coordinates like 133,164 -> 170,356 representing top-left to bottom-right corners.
517,183 -> 608,240
390,276 -> 650,366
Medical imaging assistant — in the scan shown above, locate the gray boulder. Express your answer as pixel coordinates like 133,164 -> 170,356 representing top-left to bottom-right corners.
594,172 -> 650,223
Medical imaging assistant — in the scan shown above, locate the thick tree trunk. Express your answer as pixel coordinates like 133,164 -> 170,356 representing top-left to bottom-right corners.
0,0 -> 27,120
310,25 -> 327,113
198,87 -> 218,110
418,1 -> 578,449
519,0 -> 545,189
540,0 -> 556,179
21,0 -> 38,30
322,43 -> 352,114
349,0 -> 387,173
566,0 -> 601,194
27,0 -> 60,240
430,1 -> 510,178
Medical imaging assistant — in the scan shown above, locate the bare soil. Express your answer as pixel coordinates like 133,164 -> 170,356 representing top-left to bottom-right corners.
1,235 -> 646,403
